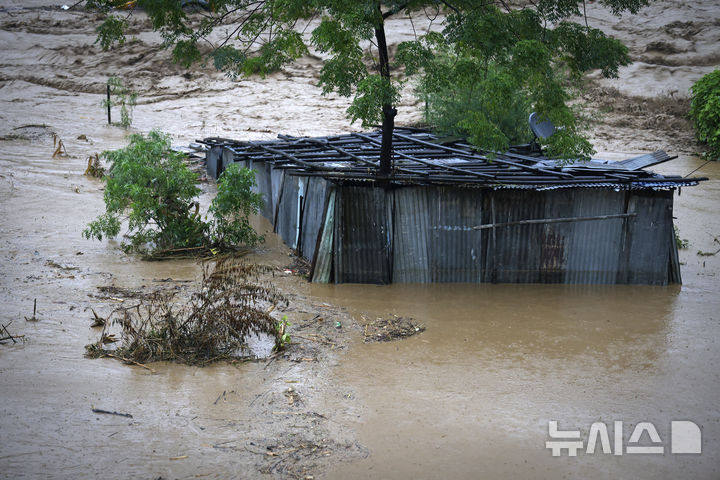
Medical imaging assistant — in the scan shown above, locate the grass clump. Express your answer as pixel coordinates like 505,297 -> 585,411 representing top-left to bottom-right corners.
86,258 -> 288,365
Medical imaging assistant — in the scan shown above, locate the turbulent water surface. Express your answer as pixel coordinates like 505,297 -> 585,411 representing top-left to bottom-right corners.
1,1 -> 719,479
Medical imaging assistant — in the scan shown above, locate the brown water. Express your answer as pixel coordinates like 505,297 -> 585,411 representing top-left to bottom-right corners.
1,2 -> 719,479
316,156 -> 720,479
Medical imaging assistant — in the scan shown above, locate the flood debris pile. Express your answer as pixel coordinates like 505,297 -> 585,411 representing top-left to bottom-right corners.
86,259 -> 288,365
362,315 -> 425,343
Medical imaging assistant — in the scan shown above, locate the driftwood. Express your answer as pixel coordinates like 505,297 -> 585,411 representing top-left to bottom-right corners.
1,322 -> 25,344
91,407 -> 133,418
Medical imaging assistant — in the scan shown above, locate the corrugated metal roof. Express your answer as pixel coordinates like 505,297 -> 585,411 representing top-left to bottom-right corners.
200,129 -> 707,190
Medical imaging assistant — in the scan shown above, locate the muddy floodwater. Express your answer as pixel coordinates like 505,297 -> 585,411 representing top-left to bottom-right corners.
1,1 -> 720,479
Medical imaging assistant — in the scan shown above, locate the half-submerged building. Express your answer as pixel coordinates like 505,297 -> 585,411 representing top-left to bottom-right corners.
202,128 -> 705,285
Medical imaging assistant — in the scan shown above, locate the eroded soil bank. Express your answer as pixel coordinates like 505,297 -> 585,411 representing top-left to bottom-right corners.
1,1 -> 719,479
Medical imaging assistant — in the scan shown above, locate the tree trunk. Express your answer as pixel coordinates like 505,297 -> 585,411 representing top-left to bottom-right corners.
374,12 -> 395,177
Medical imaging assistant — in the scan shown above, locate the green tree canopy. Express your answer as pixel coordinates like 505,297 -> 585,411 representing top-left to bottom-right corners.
87,0 -> 651,166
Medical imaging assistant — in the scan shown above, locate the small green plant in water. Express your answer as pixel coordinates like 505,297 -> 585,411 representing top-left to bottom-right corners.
275,315 -> 292,351
103,76 -> 137,128
674,225 -> 689,250
83,131 -> 263,257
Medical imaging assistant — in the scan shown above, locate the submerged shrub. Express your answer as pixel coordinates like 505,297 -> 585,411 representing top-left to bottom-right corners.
690,69 -> 720,160
83,131 -> 263,256
209,163 -> 264,249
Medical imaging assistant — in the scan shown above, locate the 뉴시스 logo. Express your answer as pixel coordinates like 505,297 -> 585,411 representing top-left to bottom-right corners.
546,420 -> 702,456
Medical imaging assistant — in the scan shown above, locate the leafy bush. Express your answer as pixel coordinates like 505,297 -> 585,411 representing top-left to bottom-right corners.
209,163 -> 264,249
83,131 -> 263,256
690,69 -> 720,160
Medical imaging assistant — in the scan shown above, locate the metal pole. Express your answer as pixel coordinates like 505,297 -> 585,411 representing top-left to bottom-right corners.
107,83 -> 111,125
473,212 -> 637,230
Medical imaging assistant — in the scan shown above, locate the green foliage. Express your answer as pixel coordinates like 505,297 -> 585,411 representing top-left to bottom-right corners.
102,76 -> 137,128
83,131 -> 205,254
209,163 -> 264,249
347,75 -> 401,127
275,315 -> 292,350
674,225 -> 689,250
95,14 -> 127,50
419,58 -> 534,151
86,0 -> 651,159
83,131 -> 263,255
690,69 -> 720,161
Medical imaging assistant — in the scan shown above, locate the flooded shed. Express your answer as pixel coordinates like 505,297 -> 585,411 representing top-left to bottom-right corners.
201,129 -> 706,285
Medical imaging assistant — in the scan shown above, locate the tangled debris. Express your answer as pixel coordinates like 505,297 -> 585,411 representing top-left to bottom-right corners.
93,285 -> 153,301
86,258 -> 288,365
362,315 -> 425,343
1,321 -> 25,344
284,253 -> 311,277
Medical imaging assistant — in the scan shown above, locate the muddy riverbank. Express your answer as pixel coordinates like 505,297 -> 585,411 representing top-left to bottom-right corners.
1,1 -> 719,479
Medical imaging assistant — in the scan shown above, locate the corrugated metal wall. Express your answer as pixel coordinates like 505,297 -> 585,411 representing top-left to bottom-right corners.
299,178 -> 329,261
624,190 -> 674,285
241,159 -> 329,264
427,187 -> 484,282
538,190 -> 575,283
334,186 -> 391,284
227,157 -> 677,285
563,189 -> 626,284
270,169 -> 284,225
275,174 -> 303,250
311,189 -> 336,284
251,160 -> 275,221
482,190 -> 546,283
392,187 -> 431,282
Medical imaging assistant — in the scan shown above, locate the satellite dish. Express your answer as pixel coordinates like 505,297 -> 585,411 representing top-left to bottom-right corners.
528,112 -> 556,140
